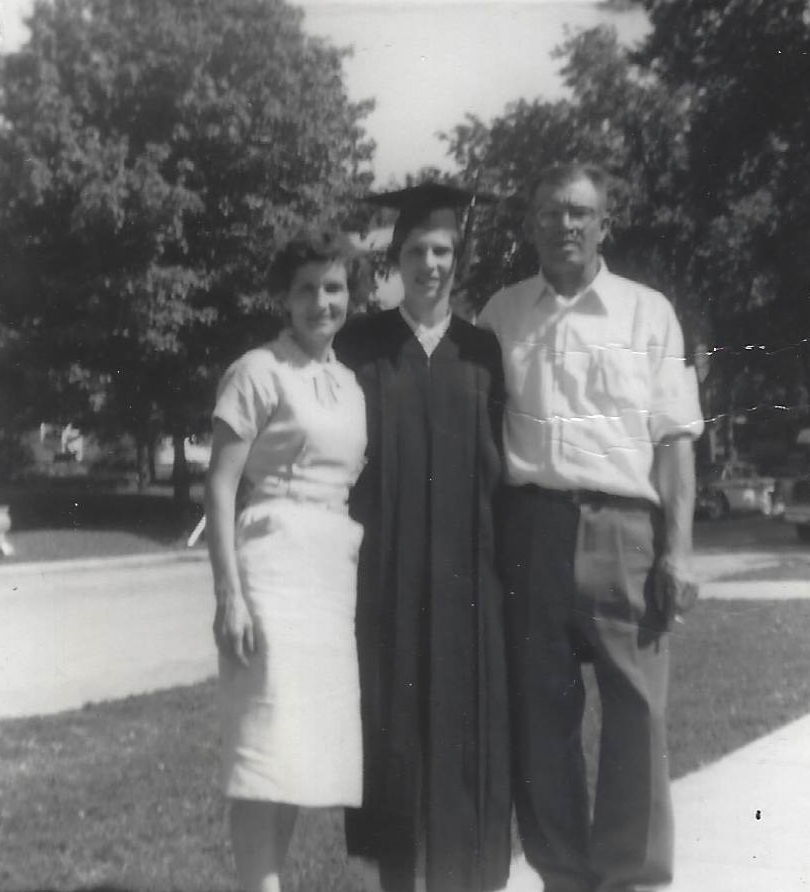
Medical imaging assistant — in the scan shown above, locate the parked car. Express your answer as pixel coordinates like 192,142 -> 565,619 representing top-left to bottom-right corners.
695,460 -> 776,520
782,477 -> 810,543
770,426 -> 810,541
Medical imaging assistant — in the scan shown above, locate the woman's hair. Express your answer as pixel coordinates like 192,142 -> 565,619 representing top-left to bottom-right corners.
387,206 -> 462,265
269,229 -> 371,304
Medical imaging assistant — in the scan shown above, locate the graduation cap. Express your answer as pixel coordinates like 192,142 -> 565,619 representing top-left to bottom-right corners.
364,182 -> 496,214
365,181 -> 497,264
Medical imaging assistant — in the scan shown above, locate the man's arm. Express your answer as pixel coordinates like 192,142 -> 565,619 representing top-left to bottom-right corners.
654,433 -> 696,566
652,433 -> 699,626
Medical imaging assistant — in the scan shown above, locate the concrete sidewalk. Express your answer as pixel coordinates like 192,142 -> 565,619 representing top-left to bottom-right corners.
671,711 -> 810,891
505,712 -> 810,891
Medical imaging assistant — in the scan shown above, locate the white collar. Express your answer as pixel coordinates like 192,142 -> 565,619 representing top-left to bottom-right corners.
278,328 -> 337,368
398,305 -> 452,357
398,303 -> 452,336
537,259 -> 611,307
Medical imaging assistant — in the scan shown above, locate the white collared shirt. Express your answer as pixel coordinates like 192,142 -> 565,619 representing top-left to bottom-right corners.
478,264 -> 704,503
399,304 -> 452,357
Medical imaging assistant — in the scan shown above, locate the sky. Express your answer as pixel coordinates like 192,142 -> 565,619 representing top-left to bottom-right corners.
0,0 -> 649,183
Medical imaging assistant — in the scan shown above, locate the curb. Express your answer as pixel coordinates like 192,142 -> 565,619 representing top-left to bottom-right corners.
701,579 -> 810,601
0,548 -> 208,578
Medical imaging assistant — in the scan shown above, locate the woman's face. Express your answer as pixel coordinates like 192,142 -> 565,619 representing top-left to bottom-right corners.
397,209 -> 458,309
285,260 -> 350,358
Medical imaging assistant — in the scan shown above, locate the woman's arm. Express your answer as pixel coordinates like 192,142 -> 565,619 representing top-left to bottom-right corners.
205,418 -> 254,666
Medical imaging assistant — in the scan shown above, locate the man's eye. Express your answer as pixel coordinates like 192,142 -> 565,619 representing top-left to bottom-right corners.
536,205 -> 596,222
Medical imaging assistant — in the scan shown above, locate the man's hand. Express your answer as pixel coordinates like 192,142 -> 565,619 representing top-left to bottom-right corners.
653,556 -> 699,630
213,594 -> 255,667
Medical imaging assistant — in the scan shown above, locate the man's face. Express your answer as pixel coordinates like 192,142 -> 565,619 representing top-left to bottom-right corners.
527,175 -> 608,279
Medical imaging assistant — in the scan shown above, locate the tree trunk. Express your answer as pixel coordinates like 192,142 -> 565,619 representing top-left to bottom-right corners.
136,439 -> 150,492
723,402 -> 737,462
147,438 -> 157,484
172,430 -> 190,506
800,339 -> 810,414
706,423 -> 719,463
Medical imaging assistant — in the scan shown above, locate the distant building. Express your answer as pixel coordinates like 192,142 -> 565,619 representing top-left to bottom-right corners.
59,423 -> 84,461
36,422 -> 85,464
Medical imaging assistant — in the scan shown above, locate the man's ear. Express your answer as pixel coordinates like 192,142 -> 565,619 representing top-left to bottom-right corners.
596,213 -> 611,247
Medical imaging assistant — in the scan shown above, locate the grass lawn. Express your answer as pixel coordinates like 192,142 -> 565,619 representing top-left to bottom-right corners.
2,600 -> 810,892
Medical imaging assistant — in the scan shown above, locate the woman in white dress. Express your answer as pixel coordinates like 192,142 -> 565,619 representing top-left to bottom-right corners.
205,231 -> 369,892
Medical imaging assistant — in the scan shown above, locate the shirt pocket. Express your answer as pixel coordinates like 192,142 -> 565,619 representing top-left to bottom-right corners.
597,345 -> 650,411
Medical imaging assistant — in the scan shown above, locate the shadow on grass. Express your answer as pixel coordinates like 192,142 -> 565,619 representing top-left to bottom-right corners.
0,480 -> 203,546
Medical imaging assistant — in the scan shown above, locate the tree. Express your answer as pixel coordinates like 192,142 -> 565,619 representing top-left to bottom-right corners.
443,6 -> 810,458
0,0 -> 374,500
442,27 -> 694,315
634,0 -> 810,447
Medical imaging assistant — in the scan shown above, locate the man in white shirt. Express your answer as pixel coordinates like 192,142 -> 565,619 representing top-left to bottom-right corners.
479,164 -> 703,892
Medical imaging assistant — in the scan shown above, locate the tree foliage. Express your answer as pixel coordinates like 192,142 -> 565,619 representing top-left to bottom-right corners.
634,0 -> 810,445
443,2 -> 810,454
0,0 -> 374,496
443,26 -> 692,314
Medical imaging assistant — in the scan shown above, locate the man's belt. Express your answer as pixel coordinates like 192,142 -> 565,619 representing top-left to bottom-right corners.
514,484 -> 656,513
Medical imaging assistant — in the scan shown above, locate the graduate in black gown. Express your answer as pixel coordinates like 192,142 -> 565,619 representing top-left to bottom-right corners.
336,184 -> 512,892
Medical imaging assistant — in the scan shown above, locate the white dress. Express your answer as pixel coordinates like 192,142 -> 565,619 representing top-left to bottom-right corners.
213,330 -> 367,806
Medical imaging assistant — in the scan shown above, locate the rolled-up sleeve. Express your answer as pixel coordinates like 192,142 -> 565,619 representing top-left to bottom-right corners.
648,303 -> 704,443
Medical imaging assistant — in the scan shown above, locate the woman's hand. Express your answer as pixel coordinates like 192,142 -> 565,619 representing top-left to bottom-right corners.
213,593 -> 255,667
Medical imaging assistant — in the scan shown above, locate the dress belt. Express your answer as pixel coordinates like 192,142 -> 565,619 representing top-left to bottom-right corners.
514,484 -> 656,513
244,490 -> 349,516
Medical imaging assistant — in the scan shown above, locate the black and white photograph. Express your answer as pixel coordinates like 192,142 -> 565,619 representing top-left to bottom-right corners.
1,1 -> 809,890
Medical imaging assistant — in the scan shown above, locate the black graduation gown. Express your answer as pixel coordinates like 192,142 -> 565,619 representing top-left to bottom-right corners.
335,310 -> 511,892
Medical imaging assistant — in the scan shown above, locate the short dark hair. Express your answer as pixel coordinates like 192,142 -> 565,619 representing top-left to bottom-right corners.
528,163 -> 611,211
387,207 -> 462,265
269,229 -> 371,304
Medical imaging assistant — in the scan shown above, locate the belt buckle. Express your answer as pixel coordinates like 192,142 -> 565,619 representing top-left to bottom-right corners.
574,490 -> 608,510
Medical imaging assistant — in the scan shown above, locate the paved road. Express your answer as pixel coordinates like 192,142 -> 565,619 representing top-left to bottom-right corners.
693,513 -> 806,552
0,552 -> 216,718
1,518 -> 809,719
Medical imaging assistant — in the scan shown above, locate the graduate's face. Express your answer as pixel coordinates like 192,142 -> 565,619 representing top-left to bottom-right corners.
397,210 -> 458,308
285,261 -> 350,358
